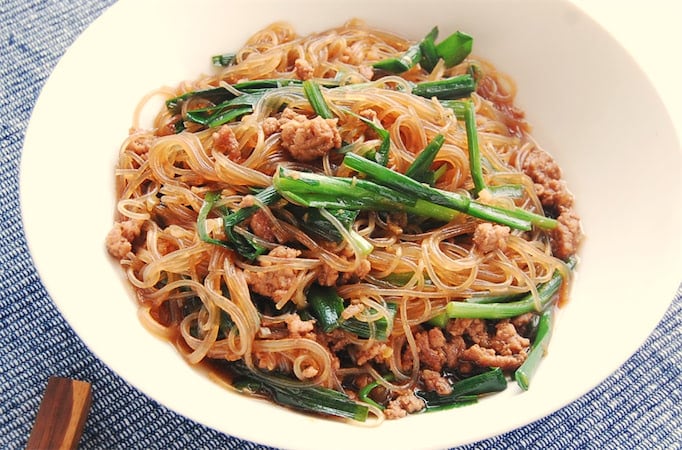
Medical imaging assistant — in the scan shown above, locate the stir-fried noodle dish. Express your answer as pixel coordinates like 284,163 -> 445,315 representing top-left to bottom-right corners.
106,20 -> 582,422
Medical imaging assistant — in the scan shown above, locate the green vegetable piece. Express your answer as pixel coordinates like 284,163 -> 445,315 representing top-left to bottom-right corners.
347,110 -> 391,166
212,53 -> 236,67
357,373 -> 395,410
405,134 -> 445,185
419,27 -> 440,73
443,261 -> 574,319
274,166 -> 459,223
373,42 -> 422,73
166,86 -> 234,115
515,308 -> 553,390
417,368 -> 507,411
303,79 -> 334,119
440,100 -> 468,119
463,100 -> 486,195
435,31 -> 474,68
307,284 -> 397,340
231,361 -> 369,421
197,192 -> 231,249
342,153 -> 533,230
197,188 -> 281,260
341,302 -> 397,341
412,74 -> 476,100
486,184 -> 525,199
307,284 -> 345,332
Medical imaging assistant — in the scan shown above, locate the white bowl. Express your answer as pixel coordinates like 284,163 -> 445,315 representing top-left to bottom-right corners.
20,0 -> 682,449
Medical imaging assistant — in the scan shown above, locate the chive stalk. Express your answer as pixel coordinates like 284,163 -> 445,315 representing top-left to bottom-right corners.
230,361 -> 369,421
303,79 -> 334,119
342,153 -> 532,230
515,308 -> 553,390
373,42 -> 422,73
463,100 -> 486,195
442,265 -> 570,320
307,284 -> 396,340
211,53 -> 236,67
417,367 -> 507,411
405,134 -> 445,185
435,31 -> 474,68
343,153 -> 556,231
274,166 -> 459,223
419,27 -> 440,73
412,74 -> 476,100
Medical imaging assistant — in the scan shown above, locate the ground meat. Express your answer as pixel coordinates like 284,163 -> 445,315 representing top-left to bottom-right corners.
511,312 -> 536,337
125,133 -> 153,156
212,125 -> 240,160
448,318 -> 529,370
294,58 -> 314,80
473,223 -> 510,254
284,313 -> 315,337
248,209 -> 277,242
262,117 -> 280,137
459,345 -> 526,371
421,369 -> 453,395
411,327 -> 461,372
384,391 -> 425,419
515,146 -> 573,212
243,246 -> 301,304
492,321 -> 530,355
106,220 -> 143,259
316,263 -> 340,286
278,108 -> 342,161
353,341 -> 393,366
551,208 -> 582,259
512,145 -> 582,258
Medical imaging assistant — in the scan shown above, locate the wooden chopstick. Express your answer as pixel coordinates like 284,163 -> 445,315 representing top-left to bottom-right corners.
26,377 -> 93,450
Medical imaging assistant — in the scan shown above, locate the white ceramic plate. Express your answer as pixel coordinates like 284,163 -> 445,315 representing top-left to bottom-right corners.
20,1 -> 682,449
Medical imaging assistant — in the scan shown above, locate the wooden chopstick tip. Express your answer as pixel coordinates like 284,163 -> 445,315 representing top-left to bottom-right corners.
26,376 -> 93,450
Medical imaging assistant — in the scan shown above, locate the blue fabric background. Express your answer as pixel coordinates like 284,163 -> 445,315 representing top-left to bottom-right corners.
1,1 -> 680,449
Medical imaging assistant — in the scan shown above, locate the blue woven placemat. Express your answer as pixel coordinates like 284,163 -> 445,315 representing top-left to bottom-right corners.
1,1 -> 680,449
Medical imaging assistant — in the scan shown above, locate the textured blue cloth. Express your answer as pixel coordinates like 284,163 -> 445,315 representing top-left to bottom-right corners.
1,1 -> 680,449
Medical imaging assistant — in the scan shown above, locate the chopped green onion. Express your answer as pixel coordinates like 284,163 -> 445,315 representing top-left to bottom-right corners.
307,284 -> 396,340
419,27 -> 440,73
308,284 -> 344,333
343,153 -> 558,231
341,302 -> 397,341
373,42 -> 422,73
417,368 -> 507,411
212,53 -> 236,67
274,166 -> 459,223
357,373 -> 395,410
197,191 -> 231,248
345,109 -> 391,166
412,74 -> 476,100
443,264 -> 572,319
197,188 -> 281,260
440,99 -> 468,119
303,79 -> 334,119
515,308 -> 553,390
435,31 -> 474,68
166,86 -> 233,114
342,153 -> 533,230
462,100 -> 486,195
405,134 -> 445,185
230,361 -> 368,421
